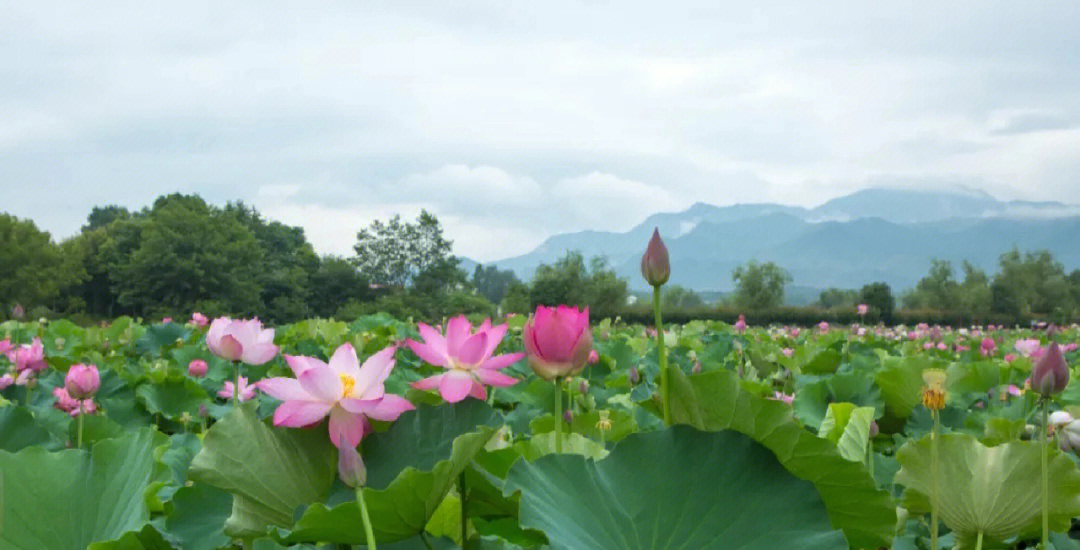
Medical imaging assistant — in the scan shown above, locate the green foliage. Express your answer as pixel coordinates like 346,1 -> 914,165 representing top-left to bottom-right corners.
858,282 -> 894,322
663,285 -> 704,309
472,264 -> 520,305
530,252 -> 628,316
0,213 -> 83,314
353,210 -> 455,288
731,260 -> 791,310
818,288 -> 859,309
308,256 -> 373,319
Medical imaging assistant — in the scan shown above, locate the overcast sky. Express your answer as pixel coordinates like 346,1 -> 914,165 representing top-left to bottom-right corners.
2,1 -> 1079,261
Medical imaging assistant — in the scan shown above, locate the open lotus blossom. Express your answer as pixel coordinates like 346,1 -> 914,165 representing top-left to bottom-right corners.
53,387 -> 97,417
407,316 -> 525,403
257,343 -> 414,450
206,317 -> 279,365
734,315 -> 747,334
818,321 -> 829,333
980,337 -> 997,356
0,338 -> 11,357
771,391 -> 794,405
0,373 -> 13,390
523,305 -> 593,381
1015,338 -> 1042,358
9,337 -> 47,374
1050,411 -> 1075,431
1061,420 -> 1080,453
219,377 -> 257,401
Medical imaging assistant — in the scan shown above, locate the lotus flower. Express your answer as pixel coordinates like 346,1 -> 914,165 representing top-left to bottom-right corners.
857,304 -> 869,316
206,317 -> 279,365
188,359 -> 208,378
190,312 -> 209,327
407,316 -> 525,403
219,377 -> 257,401
1050,411 -> 1075,430
818,321 -> 829,333
640,228 -> 670,287
0,373 -> 13,389
980,337 -> 997,356
1061,420 -> 1080,453
257,343 -> 414,450
1031,342 -> 1068,397
1015,338 -> 1042,358
734,315 -> 747,334
523,305 -> 593,381
0,339 -> 11,357
10,337 -> 46,373
52,387 -> 96,417
771,391 -> 794,405
65,364 -> 100,399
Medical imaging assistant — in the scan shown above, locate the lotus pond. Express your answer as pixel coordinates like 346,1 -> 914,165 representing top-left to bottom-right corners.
2,313 -> 1080,550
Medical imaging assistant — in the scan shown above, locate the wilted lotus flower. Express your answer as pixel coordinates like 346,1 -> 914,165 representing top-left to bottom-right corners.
407,316 -> 525,403
523,305 -> 593,381
219,377 -> 257,401
65,364 -> 100,399
206,317 -> 279,365
1015,338 -> 1042,358
188,359 -> 209,378
640,228 -> 670,287
1031,342 -> 1069,397
921,369 -> 947,411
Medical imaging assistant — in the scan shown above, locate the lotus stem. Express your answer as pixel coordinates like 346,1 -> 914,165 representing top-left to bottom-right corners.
652,285 -> 670,424
930,410 -> 939,550
975,530 -> 983,550
356,486 -> 376,550
459,470 -> 468,549
554,378 -> 563,453
1042,399 -> 1050,547
420,532 -> 436,550
233,361 -> 240,408
76,404 -> 84,449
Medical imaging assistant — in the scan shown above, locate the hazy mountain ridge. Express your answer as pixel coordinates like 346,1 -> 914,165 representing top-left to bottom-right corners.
487,188 -> 1080,292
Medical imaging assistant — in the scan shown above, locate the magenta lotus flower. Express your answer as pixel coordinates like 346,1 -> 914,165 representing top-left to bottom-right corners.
206,317 -> 279,365
10,337 -> 47,373
188,359 -> 209,378
0,338 -> 11,357
0,373 -> 13,389
257,343 -> 414,450
219,377 -> 257,401
53,387 -> 96,417
640,228 -> 670,287
161,317 -> 173,324
407,316 -> 525,403
587,349 -> 600,364
981,337 -> 997,356
190,312 -> 209,327
1032,342 -> 1069,397
523,305 -> 593,381
65,364 -> 100,399
734,314 -> 747,334
1015,338 -> 1042,358
817,321 -> 829,333
857,303 -> 869,316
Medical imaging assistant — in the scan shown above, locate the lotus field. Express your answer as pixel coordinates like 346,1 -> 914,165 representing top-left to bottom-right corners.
3,236 -> 1080,549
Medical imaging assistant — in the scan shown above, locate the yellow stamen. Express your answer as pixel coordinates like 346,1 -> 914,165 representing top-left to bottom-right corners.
340,374 -> 356,398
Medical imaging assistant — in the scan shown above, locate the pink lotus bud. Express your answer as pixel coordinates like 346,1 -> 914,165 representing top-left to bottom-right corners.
523,305 -> 593,381
587,349 -> 599,364
1032,342 -> 1069,397
734,315 -> 747,334
869,420 -> 879,438
640,228 -> 670,287
188,359 -> 209,378
563,409 -> 573,424
337,446 -> 367,488
161,317 -> 173,324
818,321 -> 829,333
1004,354 -> 1017,362
65,364 -> 100,399
628,366 -> 640,385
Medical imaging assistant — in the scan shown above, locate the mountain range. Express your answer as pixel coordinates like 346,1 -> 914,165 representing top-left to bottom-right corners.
483,188 -> 1080,293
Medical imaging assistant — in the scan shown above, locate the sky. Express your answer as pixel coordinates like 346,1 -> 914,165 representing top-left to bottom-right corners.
2,1 -> 1079,262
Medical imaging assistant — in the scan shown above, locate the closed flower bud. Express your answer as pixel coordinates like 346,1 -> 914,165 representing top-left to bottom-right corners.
1032,342 -> 1069,397
65,364 -> 100,400
563,409 -> 573,424
337,446 -> 367,488
629,366 -> 640,385
640,228 -> 670,287
188,359 -> 209,378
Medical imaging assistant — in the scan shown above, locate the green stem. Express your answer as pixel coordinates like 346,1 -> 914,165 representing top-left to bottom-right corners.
975,530 -> 983,550
233,361 -> 241,408
420,532 -> 436,550
554,378 -> 563,453
459,470 -> 468,549
356,486 -> 376,550
77,404 -> 84,449
1042,400 -> 1050,548
487,387 -> 496,405
866,440 -> 874,480
653,285 -> 670,424
930,411 -> 939,550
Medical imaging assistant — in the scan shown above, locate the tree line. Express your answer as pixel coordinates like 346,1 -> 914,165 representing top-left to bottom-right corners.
2,193 -> 1077,324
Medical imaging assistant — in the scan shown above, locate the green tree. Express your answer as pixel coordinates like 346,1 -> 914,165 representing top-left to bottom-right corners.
859,282 -> 894,322
309,256 -> 373,318
902,259 -> 960,310
82,205 -> 130,232
529,252 -> 628,316
0,214 -> 82,314
818,288 -> 859,309
664,285 -> 704,309
991,249 -> 1074,317
472,265 -> 520,304
500,282 -> 532,314
957,261 -> 992,319
731,260 -> 791,309
352,210 -> 453,288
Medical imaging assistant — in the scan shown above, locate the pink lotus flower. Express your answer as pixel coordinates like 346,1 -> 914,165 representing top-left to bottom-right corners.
923,342 -> 934,350
407,316 -> 525,403
936,342 -> 948,351
857,304 -> 869,316
980,337 -> 997,356
1004,353 -> 1018,362
52,387 -> 96,417
0,373 -> 13,390
817,321 -> 829,333
206,317 -> 279,365
190,312 -> 209,327
734,314 -> 747,334
771,391 -> 794,405
161,317 -> 173,324
1015,338 -> 1042,358
588,349 -> 600,364
9,337 -> 47,373
219,377 -> 257,401
1066,343 -> 1079,353
1006,384 -> 1023,397
640,228 -> 670,287
782,348 -> 794,358
188,359 -> 209,378
1032,342 -> 1069,397
790,327 -> 801,338
257,343 -> 414,450
0,339 -> 11,357
523,305 -> 593,381
65,364 -> 100,399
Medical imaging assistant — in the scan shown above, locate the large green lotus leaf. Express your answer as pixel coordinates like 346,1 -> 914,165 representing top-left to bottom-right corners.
0,428 -> 170,550
286,400 -> 501,545
504,426 -> 848,550
164,483 -> 233,550
136,377 -> 208,420
0,405 -> 53,451
666,367 -> 896,549
792,370 -> 882,430
874,356 -> 935,419
818,403 -> 875,463
188,402 -> 337,538
894,433 -> 1080,548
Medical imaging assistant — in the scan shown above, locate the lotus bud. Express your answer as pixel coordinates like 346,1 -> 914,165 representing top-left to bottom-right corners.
640,228 -> 670,287
628,366 -> 640,385
587,349 -> 599,364
337,446 -> 367,488
198,403 -> 209,419
64,364 -> 100,400
691,361 -> 702,374
869,420 -> 879,439
563,409 -> 573,424
11,304 -> 24,320
1032,342 -> 1069,397
579,378 -> 589,394
188,359 -> 209,378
